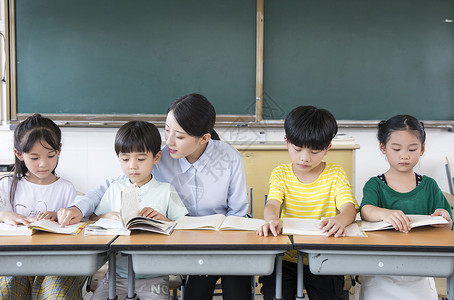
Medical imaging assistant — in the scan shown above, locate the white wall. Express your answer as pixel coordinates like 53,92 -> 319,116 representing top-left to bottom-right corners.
1,125 -> 453,203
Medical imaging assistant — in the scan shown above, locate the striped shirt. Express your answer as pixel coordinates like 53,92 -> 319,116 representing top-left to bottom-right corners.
268,162 -> 358,263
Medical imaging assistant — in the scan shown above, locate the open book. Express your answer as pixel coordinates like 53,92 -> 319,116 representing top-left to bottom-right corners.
282,218 -> 366,237
85,217 -> 177,236
174,214 -> 266,231
85,184 -> 176,235
0,219 -> 86,236
85,218 -> 131,236
359,215 -> 449,231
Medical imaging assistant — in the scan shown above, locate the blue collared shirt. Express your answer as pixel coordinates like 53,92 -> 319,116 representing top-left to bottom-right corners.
72,140 -> 248,218
152,139 -> 248,217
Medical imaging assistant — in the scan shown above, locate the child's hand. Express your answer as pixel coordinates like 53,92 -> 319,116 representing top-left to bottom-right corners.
37,211 -> 57,221
381,210 -> 412,233
431,209 -> 453,229
0,211 -> 33,226
320,217 -> 347,237
256,219 -> 283,237
102,212 -> 120,220
139,207 -> 169,221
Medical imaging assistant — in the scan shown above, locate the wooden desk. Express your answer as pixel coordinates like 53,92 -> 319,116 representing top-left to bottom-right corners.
293,227 -> 454,300
0,230 -> 115,276
111,230 -> 292,300
236,143 -> 359,218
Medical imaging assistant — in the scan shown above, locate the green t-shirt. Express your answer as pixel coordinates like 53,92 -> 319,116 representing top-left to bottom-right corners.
360,175 -> 453,220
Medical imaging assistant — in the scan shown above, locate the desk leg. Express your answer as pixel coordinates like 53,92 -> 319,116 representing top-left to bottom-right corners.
296,251 -> 304,300
251,275 -> 256,300
126,254 -> 136,300
448,275 -> 454,300
275,253 -> 283,300
108,251 -> 117,300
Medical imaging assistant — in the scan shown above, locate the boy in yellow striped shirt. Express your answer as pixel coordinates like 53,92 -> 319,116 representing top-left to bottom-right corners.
257,105 -> 359,300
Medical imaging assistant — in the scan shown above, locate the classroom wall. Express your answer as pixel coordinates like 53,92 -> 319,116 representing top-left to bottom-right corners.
0,125 -> 453,203
1,2 -> 453,204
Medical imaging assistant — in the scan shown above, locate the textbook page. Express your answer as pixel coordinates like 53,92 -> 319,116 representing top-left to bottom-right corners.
27,219 -> 87,235
174,214 -> 226,230
85,218 -> 131,236
359,215 -> 449,231
282,218 -> 365,237
175,215 -> 266,231
86,217 -> 176,236
125,217 -> 176,235
219,215 -> 266,231
120,184 -> 140,227
0,222 -> 33,236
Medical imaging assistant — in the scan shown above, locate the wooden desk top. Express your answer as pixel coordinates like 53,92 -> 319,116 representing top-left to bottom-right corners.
293,227 -> 454,252
112,230 -> 292,251
0,229 -> 117,251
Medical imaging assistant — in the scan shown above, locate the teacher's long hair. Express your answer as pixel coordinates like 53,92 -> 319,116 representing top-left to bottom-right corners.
168,93 -> 220,140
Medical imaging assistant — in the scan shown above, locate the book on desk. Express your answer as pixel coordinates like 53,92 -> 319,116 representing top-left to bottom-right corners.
282,218 -> 366,237
174,214 -> 266,231
0,219 -> 86,236
85,217 -> 176,236
358,214 -> 449,231
86,184 -> 176,235
86,214 -> 265,235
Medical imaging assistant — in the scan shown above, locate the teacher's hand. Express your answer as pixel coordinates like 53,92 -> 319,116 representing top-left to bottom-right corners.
57,206 -> 83,227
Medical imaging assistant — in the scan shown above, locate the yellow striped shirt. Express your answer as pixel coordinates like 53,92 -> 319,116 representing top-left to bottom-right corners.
268,162 -> 358,263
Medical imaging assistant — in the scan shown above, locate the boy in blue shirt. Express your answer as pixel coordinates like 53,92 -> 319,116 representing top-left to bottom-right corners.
91,121 -> 188,300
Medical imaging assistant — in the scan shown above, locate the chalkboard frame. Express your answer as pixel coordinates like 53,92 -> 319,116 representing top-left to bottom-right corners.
5,0 -> 262,124
262,0 -> 454,123
4,0 -> 454,129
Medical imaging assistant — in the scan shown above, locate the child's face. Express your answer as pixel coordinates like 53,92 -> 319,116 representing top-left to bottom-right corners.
119,151 -> 161,187
285,138 -> 330,174
380,130 -> 425,173
14,140 -> 60,185
164,111 -> 209,163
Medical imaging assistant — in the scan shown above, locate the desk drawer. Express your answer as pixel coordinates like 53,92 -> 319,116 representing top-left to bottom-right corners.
0,251 -> 108,276
123,250 -> 281,276
306,251 -> 454,277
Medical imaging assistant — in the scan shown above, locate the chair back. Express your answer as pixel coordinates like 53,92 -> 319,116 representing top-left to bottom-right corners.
446,157 -> 454,195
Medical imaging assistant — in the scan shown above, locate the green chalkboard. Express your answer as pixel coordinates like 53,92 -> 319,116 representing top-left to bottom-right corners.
263,0 -> 454,121
15,0 -> 256,115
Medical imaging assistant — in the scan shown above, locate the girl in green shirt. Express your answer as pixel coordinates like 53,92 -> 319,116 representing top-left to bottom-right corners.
360,114 -> 452,300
